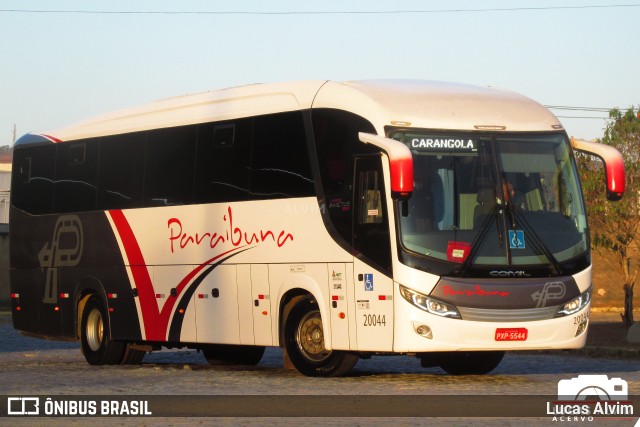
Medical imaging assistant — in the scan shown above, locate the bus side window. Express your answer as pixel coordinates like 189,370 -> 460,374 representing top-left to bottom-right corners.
98,133 -> 145,210
55,140 -> 99,213
195,119 -> 252,203
144,125 -> 196,207
11,145 -> 55,215
250,112 -> 314,199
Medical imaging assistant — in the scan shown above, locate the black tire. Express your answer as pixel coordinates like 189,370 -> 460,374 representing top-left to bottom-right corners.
284,296 -> 358,377
80,296 -> 126,365
120,343 -> 146,365
202,344 -> 265,366
438,351 -> 505,375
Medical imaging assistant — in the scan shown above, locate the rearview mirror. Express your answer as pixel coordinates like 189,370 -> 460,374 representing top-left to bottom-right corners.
571,137 -> 625,201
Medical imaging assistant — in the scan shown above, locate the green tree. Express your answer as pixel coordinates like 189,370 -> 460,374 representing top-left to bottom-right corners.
578,107 -> 640,327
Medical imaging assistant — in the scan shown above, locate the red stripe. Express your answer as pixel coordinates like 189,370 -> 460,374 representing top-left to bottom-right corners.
109,209 -> 247,341
109,210 -> 163,340
40,133 -> 62,143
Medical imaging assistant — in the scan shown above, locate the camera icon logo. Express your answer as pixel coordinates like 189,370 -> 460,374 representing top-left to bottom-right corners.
7,397 -> 40,415
558,375 -> 628,401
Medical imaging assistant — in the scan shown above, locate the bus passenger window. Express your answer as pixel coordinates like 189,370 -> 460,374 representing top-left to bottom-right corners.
11,145 -> 55,215
250,112 -> 314,199
55,140 -> 99,213
144,125 -> 196,207
98,133 -> 145,210
195,119 -> 251,203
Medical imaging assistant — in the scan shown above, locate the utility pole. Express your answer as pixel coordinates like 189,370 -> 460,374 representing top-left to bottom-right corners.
12,124 -> 16,145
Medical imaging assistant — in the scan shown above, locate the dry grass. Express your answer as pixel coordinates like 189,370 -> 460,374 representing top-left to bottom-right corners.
591,250 -> 635,309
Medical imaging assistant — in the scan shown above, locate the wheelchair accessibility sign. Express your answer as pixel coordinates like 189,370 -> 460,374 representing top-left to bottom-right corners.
364,274 -> 374,291
509,230 -> 525,249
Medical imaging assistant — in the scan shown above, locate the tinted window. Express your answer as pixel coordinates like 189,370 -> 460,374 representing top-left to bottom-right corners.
354,156 -> 391,272
312,109 -> 377,246
144,125 -> 196,206
251,112 -> 314,198
98,133 -> 145,210
55,139 -> 99,213
11,144 -> 55,215
195,119 -> 252,203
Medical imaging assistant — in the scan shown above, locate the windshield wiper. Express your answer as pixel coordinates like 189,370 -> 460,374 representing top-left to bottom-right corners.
458,205 -> 501,276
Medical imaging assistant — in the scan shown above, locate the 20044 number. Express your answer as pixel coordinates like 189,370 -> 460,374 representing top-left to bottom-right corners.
574,312 -> 589,324
363,314 -> 386,327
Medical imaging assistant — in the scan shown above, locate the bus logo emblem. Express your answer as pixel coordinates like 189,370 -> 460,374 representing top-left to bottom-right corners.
38,215 -> 84,304
364,274 -> 374,291
532,281 -> 566,308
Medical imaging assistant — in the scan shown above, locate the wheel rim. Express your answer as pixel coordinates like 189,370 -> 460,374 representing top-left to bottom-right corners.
296,310 -> 331,362
86,308 -> 104,352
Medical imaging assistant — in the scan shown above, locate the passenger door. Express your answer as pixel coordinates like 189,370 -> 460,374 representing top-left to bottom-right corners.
352,155 -> 394,351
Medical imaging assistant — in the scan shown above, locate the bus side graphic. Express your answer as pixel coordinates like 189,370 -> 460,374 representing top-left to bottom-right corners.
107,208 -> 292,342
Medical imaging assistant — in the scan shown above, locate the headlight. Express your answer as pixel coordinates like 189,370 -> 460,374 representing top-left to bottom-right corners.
399,284 -> 461,319
556,288 -> 591,317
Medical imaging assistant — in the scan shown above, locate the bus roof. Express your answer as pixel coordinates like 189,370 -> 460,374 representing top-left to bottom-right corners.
316,80 -> 563,134
19,79 -> 562,144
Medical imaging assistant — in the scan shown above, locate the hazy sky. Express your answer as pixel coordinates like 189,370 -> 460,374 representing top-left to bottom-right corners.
1,0 -> 638,143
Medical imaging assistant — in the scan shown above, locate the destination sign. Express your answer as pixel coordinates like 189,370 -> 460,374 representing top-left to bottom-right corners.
409,136 -> 478,152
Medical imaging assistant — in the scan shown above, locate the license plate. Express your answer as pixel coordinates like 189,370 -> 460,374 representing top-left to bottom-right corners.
495,328 -> 528,341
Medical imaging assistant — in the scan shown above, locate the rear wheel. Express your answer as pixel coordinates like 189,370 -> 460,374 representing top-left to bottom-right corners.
80,296 -> 126,365
436,351 -> 505,375
284,296 -> 358,377
202,344 -> 265,366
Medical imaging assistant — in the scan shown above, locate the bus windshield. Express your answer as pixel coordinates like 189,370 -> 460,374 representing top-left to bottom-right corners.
391,131 -> 588,276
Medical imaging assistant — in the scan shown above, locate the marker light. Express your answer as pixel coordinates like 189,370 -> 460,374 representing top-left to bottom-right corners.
575,319 -> 588,337
399,285 -> 461,319
556,288 -> 591,317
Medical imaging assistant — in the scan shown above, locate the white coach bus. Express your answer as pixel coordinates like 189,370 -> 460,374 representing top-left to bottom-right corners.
10,80 -> 625,376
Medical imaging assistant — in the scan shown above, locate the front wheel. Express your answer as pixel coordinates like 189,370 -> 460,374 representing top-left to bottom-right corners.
284,296 -> 358,377
80,296 -> 126,365
436,351 -> 505,375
